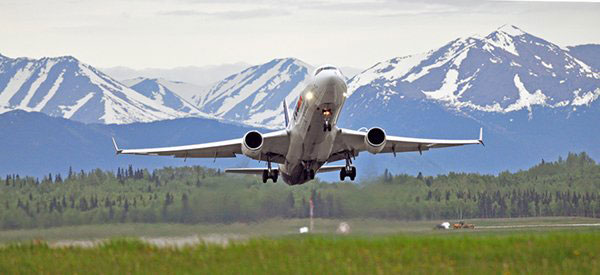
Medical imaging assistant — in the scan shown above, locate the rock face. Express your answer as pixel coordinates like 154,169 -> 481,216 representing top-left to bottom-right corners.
197,58 -> 313,128
0,55 -> 189,124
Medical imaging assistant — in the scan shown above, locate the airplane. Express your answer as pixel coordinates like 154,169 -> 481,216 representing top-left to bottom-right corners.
112,64 -> 484,185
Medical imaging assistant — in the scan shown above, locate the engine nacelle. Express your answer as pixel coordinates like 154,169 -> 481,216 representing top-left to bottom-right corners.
364,127 -> 387,154
241,131 -> 263,158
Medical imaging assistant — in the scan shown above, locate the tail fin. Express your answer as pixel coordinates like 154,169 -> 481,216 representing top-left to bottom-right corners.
283,99 -> 290,128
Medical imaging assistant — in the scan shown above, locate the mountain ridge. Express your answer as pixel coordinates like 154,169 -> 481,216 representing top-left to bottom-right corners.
0,54 -> 191,124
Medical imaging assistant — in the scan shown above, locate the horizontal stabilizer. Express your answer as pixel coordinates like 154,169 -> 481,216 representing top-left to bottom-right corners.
225,168 -> 275,175
317,165 -> 346,173
226,165 -> 346,176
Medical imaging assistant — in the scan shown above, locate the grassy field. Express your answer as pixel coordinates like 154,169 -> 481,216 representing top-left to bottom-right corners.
1,231 -> 600,274
1,217 -> 600,274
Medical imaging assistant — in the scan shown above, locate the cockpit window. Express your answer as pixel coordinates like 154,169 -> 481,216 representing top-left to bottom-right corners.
315,66 -> 337,76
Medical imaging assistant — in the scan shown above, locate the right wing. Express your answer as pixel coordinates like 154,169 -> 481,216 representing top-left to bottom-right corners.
112,130 -> 290,162
328,128 -> 483,162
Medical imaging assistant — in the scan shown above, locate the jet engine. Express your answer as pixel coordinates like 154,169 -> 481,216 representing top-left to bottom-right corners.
364,127 -> 386,154
242,131 -> 263,158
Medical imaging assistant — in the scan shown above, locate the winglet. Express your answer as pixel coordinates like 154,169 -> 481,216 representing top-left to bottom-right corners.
478,128 -> 485,146
282,99 -> 290,128
111,137 -> 123,155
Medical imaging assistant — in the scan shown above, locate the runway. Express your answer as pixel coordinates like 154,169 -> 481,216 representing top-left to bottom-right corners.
476,223 -> 600,229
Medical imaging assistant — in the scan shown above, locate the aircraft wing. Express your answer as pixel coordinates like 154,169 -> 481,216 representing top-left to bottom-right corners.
329,128 -> 483,161
112,130 -> 290,161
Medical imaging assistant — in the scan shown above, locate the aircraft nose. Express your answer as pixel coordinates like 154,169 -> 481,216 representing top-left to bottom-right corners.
316,71 -> 344,88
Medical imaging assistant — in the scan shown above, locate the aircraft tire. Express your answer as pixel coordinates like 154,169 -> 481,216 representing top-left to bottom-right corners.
262,170 -> 268,183
349,167 -> 356,181
340,169 -> 346,181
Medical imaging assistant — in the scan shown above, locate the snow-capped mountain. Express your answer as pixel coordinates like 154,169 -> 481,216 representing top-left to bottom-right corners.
0,54 -> 189,124
197,58 -> 314,128
125,77 -> 208,117
346,25 -> 600,118
338,25 -> 600,176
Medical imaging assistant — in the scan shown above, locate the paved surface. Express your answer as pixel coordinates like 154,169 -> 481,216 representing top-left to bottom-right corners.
476,223 -> 600,229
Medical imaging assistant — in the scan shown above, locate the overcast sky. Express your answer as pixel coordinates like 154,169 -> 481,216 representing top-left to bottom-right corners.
1,0 -> 599,69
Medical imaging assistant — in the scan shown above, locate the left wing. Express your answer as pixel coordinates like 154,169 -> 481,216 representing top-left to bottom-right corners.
112,130 -> 290,162
329,128 -> 483,162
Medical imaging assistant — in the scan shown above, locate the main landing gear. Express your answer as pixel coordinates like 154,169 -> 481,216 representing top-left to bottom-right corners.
262,169 -> 278,183
262,156 -> 278,183
340,166 -> 356,181
340,152 -> 356,181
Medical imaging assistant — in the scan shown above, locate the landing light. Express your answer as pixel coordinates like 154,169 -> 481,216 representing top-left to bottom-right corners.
305,91 -> 314,100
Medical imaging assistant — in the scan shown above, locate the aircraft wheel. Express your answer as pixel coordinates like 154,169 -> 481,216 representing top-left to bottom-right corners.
262,170 -> 268,183
272,170 -> 279,183
339,169 -> 346,181
309,169 -> 315,180
350,166 -> 357,181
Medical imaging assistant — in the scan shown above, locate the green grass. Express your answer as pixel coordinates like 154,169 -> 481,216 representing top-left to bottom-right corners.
1,231 -> 599,274
1,218 -> 600,274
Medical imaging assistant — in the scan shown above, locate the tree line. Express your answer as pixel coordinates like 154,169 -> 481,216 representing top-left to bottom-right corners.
1,152 -> 599,229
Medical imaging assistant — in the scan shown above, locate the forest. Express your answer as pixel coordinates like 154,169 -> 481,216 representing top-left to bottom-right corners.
1,152 -> 599,230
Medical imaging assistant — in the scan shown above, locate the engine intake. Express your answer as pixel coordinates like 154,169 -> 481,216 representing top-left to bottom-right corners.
365,127 -> 386,154
242,131 -> 263,158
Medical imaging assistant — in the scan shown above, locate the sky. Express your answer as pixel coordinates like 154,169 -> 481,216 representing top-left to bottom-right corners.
1,0 -> 599,69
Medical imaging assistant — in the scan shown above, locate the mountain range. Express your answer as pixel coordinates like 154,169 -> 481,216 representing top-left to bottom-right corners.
0,55 -> 193,124
1,25 -> 599,177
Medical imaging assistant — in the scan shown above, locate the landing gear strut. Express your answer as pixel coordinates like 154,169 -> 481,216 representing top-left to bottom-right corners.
261,156 -> 279,183
340,152 -> 356,181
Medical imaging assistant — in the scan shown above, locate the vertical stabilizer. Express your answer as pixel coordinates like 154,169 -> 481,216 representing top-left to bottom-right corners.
283,100 -> 290,128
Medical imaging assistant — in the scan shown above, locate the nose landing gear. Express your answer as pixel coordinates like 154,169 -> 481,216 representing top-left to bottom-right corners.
322,108 -> 333,132
323,121 -> 332,132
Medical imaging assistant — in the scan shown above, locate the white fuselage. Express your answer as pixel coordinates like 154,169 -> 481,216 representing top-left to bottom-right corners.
279,67 -> 347,185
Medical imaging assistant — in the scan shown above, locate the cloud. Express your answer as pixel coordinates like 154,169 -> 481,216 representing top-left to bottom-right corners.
157,8 -> 290,19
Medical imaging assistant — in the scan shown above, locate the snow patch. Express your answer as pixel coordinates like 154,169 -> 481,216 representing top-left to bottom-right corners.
422,69 -> 459,100
572,89 -> 600,106
505,74 -> 548,117
0,63 -> 35,105
59,92 -> 94,119
33,71 -> 65,112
